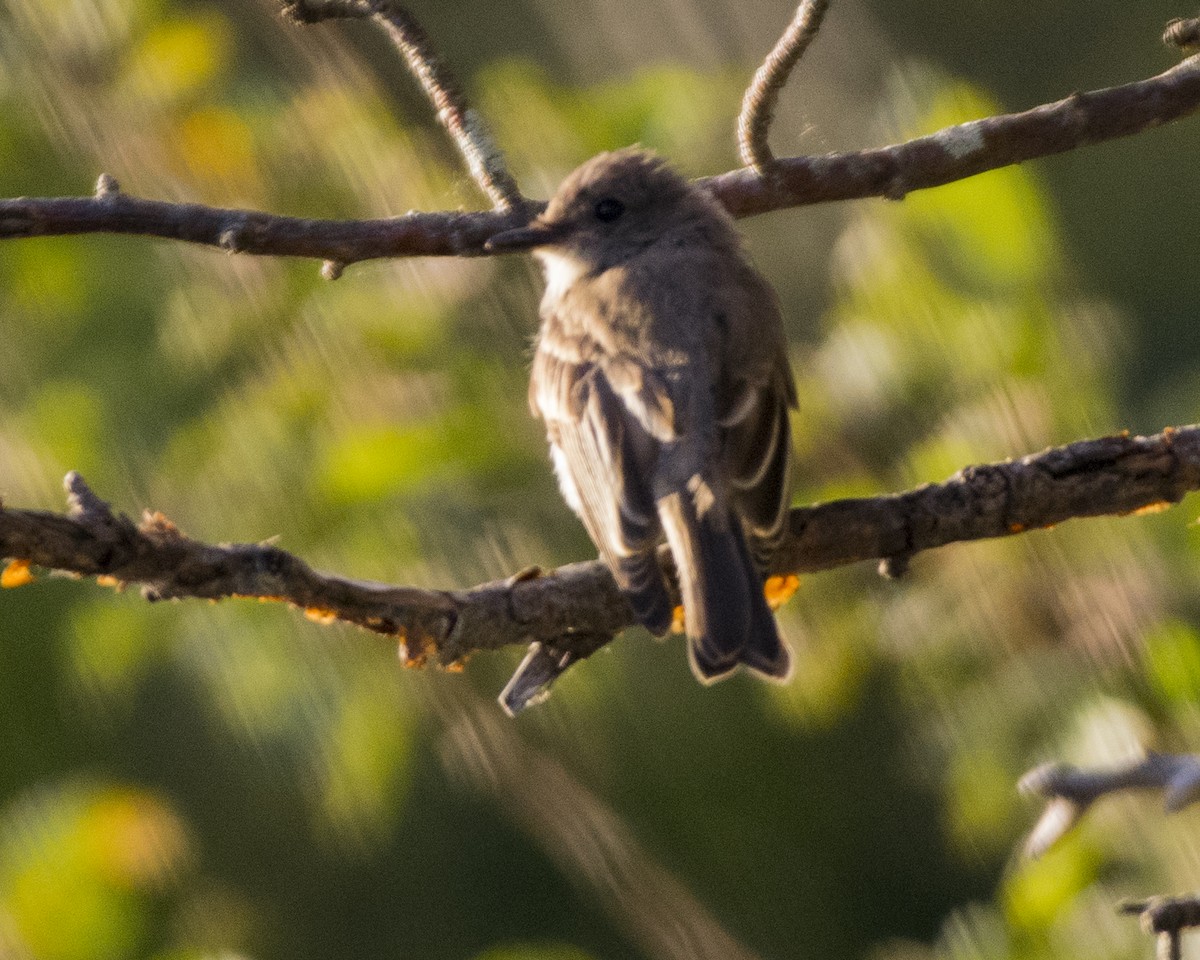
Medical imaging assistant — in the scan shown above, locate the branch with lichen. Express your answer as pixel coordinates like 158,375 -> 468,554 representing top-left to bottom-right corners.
1020,752 -> 1200,859
4,426 -> 1200,711
6,5 -> 1200,711
1,10 -> 1197,270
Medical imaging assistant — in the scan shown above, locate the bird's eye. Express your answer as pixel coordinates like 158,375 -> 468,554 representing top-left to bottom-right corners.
594,197 -> 625,223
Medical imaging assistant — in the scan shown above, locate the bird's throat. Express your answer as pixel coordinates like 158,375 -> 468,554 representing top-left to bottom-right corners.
536,250 -> 589,305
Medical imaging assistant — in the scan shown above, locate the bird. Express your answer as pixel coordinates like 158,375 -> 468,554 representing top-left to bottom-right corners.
487,147 -> 796,685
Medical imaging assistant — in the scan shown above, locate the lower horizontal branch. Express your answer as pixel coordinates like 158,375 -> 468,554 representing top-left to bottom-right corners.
776,426 -> 1200,574
1,426 -> 1198,671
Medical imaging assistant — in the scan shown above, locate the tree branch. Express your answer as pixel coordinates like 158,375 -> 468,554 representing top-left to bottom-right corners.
1122,895 -> 1200,960
0,174 -> 532,261
280,0 -> 525,212
4,427 -> 1199,709
1019,752 -> 1200,859
2,35 -> 1198,264
1164,16 -> 1200,55
708,49 -> 1200,215
737,0 -> 832,173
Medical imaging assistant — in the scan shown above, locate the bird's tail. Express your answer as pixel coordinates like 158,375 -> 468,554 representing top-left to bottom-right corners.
657,490 -> 792,684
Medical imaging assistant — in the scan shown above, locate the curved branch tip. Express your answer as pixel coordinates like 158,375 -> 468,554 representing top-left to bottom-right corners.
737,0 -> 833,172
1164,17 -> 1200,53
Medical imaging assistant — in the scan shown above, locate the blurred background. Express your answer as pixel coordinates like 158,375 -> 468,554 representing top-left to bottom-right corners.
1,1 -> 1199,958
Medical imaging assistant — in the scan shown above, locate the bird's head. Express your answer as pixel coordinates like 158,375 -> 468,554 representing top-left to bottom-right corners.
486,148 -> 728,272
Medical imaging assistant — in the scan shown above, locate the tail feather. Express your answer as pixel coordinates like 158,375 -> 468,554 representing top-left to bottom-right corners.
614,554 -> 674,636
657,489 -> 791,684
732,529 -> 792,682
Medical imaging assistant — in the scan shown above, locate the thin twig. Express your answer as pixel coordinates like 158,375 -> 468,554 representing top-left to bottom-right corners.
3,427 -> 1200,704
4,50 -> 1199,262
1122,894 -> 1200,933
738,0 -> 832,172
280,0 -> 525,211
1020,752 -> 1200,859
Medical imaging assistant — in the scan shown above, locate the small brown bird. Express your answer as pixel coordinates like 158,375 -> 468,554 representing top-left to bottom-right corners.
488,148 -> 796,684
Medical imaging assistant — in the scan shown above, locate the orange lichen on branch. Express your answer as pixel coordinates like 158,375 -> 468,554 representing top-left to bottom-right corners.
96,574 -> 123,590
667,577 -> 798,634
1009,523 -> 1026,533
303,606 -> 339,624
764,574 -> 800,610
139,510 -> 182,537
399,635 -> 438,669
1,559 -> 34,588
1128,500 -> 1173,516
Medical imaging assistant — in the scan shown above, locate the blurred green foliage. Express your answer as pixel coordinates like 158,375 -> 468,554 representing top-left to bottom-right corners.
1,1 -> 1200,960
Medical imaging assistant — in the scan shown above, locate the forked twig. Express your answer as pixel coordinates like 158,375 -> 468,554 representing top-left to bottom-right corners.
1020,752 -> 1200,859
713,49 -> 1200,214
738,0 -> 832,172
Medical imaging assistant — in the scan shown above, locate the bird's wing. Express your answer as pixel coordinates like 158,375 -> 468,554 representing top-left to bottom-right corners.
529,325 -> 664,568
531,324 -> 676,632
721,382 -> 793,553
717,263 -> 797,557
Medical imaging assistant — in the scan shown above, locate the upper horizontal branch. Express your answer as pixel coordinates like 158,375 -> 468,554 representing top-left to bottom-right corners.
706,51 -> 1200,215
3,51 -> 1198,264
3,427 -> 1199,683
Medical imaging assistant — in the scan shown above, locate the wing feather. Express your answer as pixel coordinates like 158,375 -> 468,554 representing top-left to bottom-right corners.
721,382 -> 793,558
531,328 -> 661,562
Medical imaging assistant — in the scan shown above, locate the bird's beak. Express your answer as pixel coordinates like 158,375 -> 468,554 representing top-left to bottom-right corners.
484,218 -> 565,253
